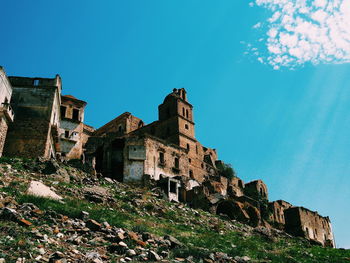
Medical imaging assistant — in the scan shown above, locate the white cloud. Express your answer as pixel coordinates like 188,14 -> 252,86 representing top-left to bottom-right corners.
249,0 -> 350,69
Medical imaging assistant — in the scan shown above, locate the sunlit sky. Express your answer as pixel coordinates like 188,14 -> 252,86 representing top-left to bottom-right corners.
1,0 -> 349,248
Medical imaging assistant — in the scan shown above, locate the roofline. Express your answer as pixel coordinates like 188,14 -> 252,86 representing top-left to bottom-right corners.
61,95 -> 87,106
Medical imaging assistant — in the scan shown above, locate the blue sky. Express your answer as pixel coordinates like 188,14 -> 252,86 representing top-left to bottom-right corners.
1,0 -> 349,248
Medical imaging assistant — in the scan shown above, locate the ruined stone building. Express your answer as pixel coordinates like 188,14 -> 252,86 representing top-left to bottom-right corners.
85,88 -> 335,247
0,67 -> 14,157
4,75 -> 62,158
0,68 -> 92,160
0,68 -> 336,248
60,95 -> 92,160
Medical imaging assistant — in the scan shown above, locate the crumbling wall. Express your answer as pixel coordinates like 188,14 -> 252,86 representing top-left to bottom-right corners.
94,112 -> 143,137
269,200 -> 292,226
0,116 -> 9,156
0,68 -> 13,157
142,136 -> 189,181
244,180 -> 268,201
284,207 -> 335,247
4,76 -> 60,159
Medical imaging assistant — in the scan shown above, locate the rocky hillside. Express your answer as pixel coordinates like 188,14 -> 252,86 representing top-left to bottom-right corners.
0,158 -> 349,263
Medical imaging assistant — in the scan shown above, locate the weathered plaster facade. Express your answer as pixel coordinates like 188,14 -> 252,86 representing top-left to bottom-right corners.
59,95 -> 87,160
0,67 -> 14,156
4,75 -> 62,158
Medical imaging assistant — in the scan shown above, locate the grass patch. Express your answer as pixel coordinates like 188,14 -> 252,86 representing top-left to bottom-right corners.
18,195 -> 131,228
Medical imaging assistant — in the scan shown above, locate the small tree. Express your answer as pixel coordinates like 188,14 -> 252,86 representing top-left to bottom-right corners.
216,161 -> 236,179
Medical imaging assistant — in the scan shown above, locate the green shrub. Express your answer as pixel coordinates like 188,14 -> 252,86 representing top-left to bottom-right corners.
216,162 -> 236,179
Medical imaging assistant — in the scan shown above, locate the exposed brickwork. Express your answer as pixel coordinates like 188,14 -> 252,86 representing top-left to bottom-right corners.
285,207 -> 335,247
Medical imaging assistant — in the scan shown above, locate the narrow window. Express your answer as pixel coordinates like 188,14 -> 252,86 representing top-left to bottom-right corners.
72,108 -> 79,121
201,163 -> 204,169
159,152 -> 164,164
189,158 -> 191,163
186,143 -> 190,151
33,79 -> 39,86
174,157 -> 179,169
182,107 -> 185,116
60,106 -> 67,118
65,130 -> 70,138
196,145 -> 198,154
170,181 -> 177,193
260,188 -> 264,196
186,109 -> 189,118
314,229 -> 318,237
185,124 -> 189,130
118,125 -> 123,133
189,170 -> 194,179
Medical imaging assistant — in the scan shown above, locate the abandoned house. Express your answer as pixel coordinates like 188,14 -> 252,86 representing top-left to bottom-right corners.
0,68 -> 336,247
60,95 -> 92,160
4,74 -> 63,158
0,67 -> 14,157
284,207 -> 335,247
0,68 -> 92,160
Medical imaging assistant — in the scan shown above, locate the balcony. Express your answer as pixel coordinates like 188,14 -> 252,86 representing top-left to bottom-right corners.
0,103 -> 14,122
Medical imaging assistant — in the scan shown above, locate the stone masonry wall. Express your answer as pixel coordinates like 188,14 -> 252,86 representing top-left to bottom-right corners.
0,116 -> 9,157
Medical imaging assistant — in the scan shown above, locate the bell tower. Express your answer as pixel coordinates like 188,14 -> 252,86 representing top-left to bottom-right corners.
158,88 -> 196,150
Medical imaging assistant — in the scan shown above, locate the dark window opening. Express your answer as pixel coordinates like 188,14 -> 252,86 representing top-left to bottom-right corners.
260,188 -> 264,196
196,145 -> 198,154
306,227 -> 310,238
60,106 -> 67,118
186,109 -> 189,118
65,130 -> 70,138
33,79 -> 39,86
182,107 -> 185,116
189,158 -> 191,163
159,152 -> 165,164
118,125 -> 123,133
186,143 -> 190,151
174,157 -> 179,169
185,124 -> 189,130
72,108 -> 79,121
189,170 -> 194,179
315,229 -> 318,237
170,181 -> 177,193
201,163 -> 204,169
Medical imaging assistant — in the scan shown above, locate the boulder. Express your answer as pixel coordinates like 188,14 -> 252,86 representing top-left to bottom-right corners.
27,181 -> 63,200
